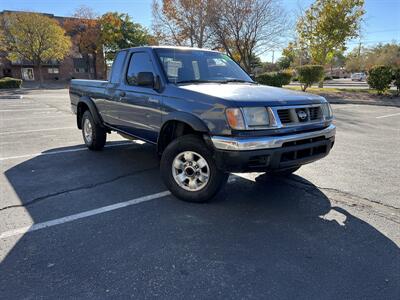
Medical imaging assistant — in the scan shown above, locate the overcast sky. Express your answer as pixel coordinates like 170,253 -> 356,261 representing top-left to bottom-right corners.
1,0 -> 399,62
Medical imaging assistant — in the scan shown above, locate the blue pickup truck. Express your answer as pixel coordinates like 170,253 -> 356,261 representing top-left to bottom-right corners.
70,46 -> 335,202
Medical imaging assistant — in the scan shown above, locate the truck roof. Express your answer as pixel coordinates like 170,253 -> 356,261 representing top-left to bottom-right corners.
117,45 -> 219,53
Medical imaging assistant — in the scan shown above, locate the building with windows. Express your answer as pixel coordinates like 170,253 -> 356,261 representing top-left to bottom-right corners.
0,10 -> 106,82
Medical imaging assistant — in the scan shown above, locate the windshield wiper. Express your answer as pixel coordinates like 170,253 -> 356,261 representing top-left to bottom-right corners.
175,80 -> 221,84
220,79 -> 255,84
175,79 -> 255,84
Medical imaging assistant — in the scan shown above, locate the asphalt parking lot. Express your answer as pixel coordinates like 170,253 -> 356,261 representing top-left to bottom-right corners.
0,89 -> 399,299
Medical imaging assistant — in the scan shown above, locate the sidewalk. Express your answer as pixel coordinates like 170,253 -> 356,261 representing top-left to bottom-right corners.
0,81 -> 69,97
285,86 -> 400,107
316,91 -> 399,107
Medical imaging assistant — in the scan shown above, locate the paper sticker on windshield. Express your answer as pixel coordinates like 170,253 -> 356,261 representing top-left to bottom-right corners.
166,60 -> 182,77
209,58 -> 227,66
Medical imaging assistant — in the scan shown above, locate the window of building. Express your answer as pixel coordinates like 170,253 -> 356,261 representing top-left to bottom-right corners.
48,68 -> 59,74
126,52 -> 154,86
74,68 -> 87,73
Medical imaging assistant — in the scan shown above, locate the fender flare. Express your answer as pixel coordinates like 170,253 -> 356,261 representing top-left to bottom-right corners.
76,97 -> 104,129
157,112 -> 210,153
161,111 -> 209,133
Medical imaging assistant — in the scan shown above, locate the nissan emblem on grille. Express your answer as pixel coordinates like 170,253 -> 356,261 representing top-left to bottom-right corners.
297,110 -> 308,121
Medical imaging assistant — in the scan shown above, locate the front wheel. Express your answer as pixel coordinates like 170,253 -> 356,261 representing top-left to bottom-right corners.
160,135 -> 228,203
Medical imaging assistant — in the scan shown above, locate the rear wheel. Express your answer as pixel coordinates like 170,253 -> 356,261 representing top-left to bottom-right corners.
81,110 -> 106,150
160,135 -> 228,203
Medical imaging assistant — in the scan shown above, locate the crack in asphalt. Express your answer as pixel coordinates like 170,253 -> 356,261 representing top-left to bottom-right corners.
284,177 -> 399,211
282,177 -> 400,224
0,166 -> 159,212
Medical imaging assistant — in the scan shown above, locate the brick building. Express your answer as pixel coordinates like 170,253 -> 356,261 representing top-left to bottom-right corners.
0,11 -> 106,82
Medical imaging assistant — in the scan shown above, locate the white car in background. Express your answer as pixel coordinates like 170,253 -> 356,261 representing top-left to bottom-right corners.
351,72 -> 367,81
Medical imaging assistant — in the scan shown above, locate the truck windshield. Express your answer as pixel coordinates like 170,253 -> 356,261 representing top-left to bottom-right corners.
154,49 -> 253,84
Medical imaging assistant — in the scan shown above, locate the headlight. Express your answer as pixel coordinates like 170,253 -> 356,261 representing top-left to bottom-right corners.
226,107 -> 270,130
242,107 -> 270,127
321,102 -> 333,119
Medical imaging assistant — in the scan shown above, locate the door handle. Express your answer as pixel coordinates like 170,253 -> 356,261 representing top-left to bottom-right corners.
119,91 -> 126,97
148,98 -> 159,104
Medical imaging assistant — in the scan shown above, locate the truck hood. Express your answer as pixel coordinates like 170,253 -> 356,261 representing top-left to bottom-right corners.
179,83 -> 325,106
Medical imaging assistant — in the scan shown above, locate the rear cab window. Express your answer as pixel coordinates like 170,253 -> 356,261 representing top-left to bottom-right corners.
109,51 -> 127,84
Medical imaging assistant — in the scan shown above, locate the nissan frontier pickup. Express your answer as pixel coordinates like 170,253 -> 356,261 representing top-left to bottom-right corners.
70,46 -> 335,202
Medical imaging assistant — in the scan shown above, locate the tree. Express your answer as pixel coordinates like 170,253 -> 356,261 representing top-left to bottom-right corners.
64,6 -> 102,79
296,65 -> 325,91
277,56 -> 291,70
345,46 -> 367,72
345,43 -> 400,73
281,42 -> 296,65
280,41 -> 312,68
249,54 -> 263,73
152,0 -> 214,48
367,65 -> 392,94
1,12 -> 71,85
0,26 -> 5,52
393,68 -> 400,95
99,12 -> 153,62
297,0 -> 365,86
210,0 -> 288,73
364,43 -> 400,69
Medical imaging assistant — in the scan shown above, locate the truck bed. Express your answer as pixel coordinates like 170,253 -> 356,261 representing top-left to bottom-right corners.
69,79 -> 109,107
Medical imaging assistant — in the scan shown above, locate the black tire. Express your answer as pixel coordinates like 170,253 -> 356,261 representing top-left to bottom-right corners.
271,166 -> 300,176
81,110 -> 106,150
160,134 -> 228,203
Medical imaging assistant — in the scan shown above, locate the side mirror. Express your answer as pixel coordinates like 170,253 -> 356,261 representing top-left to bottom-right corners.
249,73 -> 256,80
137,72 -> 154,87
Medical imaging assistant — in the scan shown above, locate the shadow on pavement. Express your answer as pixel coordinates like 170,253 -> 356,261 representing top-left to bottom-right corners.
1,143 -> 399,299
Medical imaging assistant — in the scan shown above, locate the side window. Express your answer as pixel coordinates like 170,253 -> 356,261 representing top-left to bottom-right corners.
126,52 -> 154,86
109,51 -> 126,84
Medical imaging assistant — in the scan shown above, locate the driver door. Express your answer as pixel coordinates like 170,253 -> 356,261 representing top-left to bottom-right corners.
116,51 -> 162,143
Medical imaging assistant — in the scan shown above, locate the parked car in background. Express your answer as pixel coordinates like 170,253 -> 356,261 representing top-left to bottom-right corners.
351,72 -> 367,81
70,46 -> 336,203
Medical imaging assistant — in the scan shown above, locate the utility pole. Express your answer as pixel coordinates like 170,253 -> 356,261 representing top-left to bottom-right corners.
357,41 -> 362,72
272,50 -> 275,64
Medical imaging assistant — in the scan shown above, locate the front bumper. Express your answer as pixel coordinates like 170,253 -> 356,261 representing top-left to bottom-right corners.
210,124 -> 336,172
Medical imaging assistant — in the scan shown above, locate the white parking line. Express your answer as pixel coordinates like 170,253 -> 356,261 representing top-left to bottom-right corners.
0,141 -> 135,161
375,112 -> 400,119
2,114 -> 68,121
0,108 -> 57,112
0,191 -> 171,239
0,127 -> 75,135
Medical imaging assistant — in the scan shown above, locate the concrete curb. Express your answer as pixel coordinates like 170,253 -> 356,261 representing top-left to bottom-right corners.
327,98 -> 400,108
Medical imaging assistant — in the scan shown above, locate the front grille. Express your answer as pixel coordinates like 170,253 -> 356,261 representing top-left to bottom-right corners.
282,136 -> 325,147
309,107 -> 322,120
248,155 -> 270,168
276,106 -> 323,125
277,109 -> 292,124
281,145 -> 327,162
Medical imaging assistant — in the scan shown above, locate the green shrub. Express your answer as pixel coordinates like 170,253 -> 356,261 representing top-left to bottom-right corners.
0,77 -> 23,89
367,65 -> 392,94
256,70 -> 292,87
393,68 -> 400,94
296,65 -> 325,91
